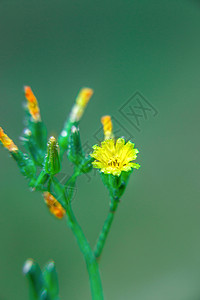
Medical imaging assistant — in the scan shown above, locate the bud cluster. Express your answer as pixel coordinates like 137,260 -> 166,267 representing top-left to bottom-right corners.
23,259 -> 59,299
0,87 -> 95,218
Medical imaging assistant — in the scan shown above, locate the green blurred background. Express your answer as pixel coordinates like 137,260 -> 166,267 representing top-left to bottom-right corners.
0,0 -> 200,299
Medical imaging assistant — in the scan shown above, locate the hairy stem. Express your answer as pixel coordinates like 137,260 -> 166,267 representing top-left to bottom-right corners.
66,205 -> 104,300
94,200 -> 119,260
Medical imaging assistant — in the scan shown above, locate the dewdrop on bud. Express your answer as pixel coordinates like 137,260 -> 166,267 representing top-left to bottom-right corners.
70,88 -> 93,122
101,115 -> 114,140
24,86 -> 41,122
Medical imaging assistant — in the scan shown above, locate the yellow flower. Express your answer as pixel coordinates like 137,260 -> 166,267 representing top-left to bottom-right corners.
43,192 -> 66,219
0,127 -> 18,152
91,138 -> 140,176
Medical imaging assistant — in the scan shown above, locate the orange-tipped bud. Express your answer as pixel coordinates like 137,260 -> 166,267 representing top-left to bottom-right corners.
43,192 -> 65,219
0,127 -> 18,152
101,115 -> 114,140
24,86 -> 41,122
76,88 -> 93,107
70,88 -> 93,122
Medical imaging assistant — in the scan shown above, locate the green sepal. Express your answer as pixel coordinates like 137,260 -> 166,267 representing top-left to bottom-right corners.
67,125 -> 83,165
109,174 -> 121,189
44,137 -> 61,175
11,150 -> 36,179
100,170 -> 133,200
120,170 -> 132,184
23,259 -> 47,300
42,261 -> 59,300
100,173 -> 111,192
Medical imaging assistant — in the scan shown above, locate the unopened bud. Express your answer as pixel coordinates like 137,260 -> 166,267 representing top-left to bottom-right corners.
43,192 -> 65,219
0,127 -> 18,152
70,88 -> 93,122
24,86 -> 41,122
44,137 -> 60,175
67,125 -> 83,165
101,115 -> 114,140
23,259 -> 45,298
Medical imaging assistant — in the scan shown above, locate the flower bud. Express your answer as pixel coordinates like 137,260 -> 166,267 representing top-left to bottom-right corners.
70,88 -> 93,123
0,127 -> 18,152
24,86 -> 41,122
23,86 -> 47,162
21,128 -> 45,166
43,192 -> 65,219
58,88 -> 93,157
27,122 -> 48,154
44,137 -> 61,175
0,127 -> 36,179
42,261 -> 59,299
101,115 -> 114,140
67,125 -> 83,165
23,259 -> 45,298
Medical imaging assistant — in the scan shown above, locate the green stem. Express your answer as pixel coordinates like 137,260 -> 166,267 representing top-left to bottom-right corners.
66,205 -> 104,300
94,200 -> 119,260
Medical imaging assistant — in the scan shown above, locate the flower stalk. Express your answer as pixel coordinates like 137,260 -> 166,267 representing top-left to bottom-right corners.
67,204 -> 104,300
94,199 -> 119,260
